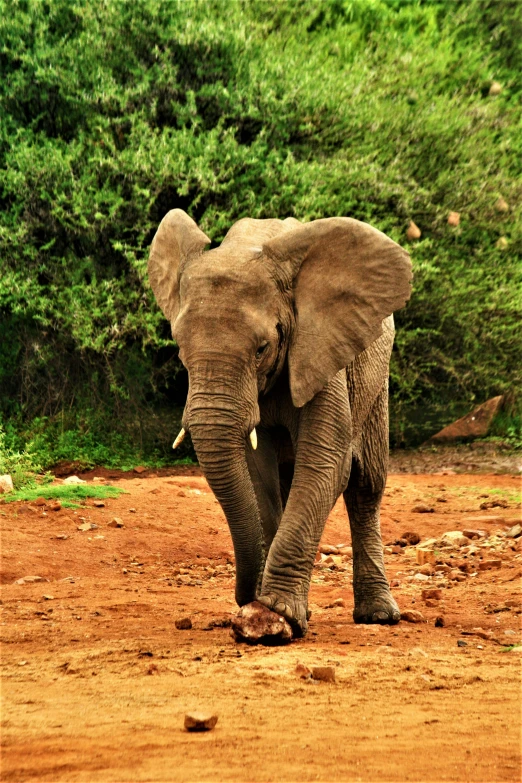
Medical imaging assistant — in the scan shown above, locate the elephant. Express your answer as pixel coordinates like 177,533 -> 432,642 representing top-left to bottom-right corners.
148,210 -> 412,641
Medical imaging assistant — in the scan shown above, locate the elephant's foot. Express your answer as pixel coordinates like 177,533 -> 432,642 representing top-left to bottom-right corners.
353,591 -> 401,625
256,592 -> 309,638
231,601 -> 293,645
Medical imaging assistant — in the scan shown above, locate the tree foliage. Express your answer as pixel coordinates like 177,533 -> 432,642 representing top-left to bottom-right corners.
1,0 -> 520,458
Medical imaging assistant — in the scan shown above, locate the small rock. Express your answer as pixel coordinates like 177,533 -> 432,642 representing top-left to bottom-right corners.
184,712 -> 218,732
422,588 -> 442,601
34,497 -> 47,507
449,569 -> 466,581
441,531 -> 468,548
495,197 -> 509,212
478,559 -> 502,571
147,663 -> 159,675
92,476 -> 106,483
488,81 -> 502,96
128,508 -> 137,513
93,500 -> 105,508
416,548 -> 436,566
506,524 -> 522,539
295,663 -> 312,679
496,237 -> 508,250
107,517 -> 124,528
391,545 -> 403,555
436,497 -> 448,503
337,546 -> 353,557
14,575 -> 47,584
231,602 -> 293,644
322,555 -> 342,568
55,534 -> 68,540
78,522 -> 96,531
417,564 -> 435,576
311,666 -> 336,683
390,579 -> 401,588
424,599 -> 439,608
414,573 -> 430,582
49,501 -> 61,512
133,466 -> 146,474
319,544 -> 339,555
447,211 -> 460,227
480,499 -> 508,510
42,595 -> 54,601
457,639 -> 468,648
463,529 -> 486,540
0,474 -> 14,493
402,531 -> 421,545
412,504 -> 434,514
406,220 -> 421,240
434,616 -> 445,627
401,610 -> 425,624
63,476 -> 86,485
175,617 -> 193,630
332,598 -> 345,608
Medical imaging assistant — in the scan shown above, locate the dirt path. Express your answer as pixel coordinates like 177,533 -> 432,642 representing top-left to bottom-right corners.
1,470 -> 521,783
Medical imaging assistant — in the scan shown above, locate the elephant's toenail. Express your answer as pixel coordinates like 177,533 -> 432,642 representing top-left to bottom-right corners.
373,610 -> 388,622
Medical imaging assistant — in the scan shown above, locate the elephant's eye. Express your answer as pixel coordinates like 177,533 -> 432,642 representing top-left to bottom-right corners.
255,342 -> 269,359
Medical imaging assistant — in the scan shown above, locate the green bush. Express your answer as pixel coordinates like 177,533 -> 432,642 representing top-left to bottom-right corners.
1,0 -> 520,466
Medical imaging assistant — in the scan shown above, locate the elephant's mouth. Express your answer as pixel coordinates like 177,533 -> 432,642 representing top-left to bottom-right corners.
171,425 -> 258,452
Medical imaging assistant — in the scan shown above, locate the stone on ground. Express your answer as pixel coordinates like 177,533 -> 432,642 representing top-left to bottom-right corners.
184,712 -> 218,732
312,666 -> 336,683
231,601 -> 293,645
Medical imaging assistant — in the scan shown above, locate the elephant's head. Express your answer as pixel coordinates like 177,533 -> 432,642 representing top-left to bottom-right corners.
148,209 -> 411,604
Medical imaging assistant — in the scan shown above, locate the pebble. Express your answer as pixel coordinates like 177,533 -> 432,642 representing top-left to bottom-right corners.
319,544 -> 338,555
401,610 -> 425,624
0,474 -> 14,493
42,595 -> 54,601
417,564 -> 435,576
184,712 -> 218,732
457,640 -> 468,648
295,663 -> 312,679
63,476 -> 86,485
34,497 -> 47,506
311,666 -> 336,683
14,575 -> 47,584
447,211 -> 460,226
49,501 -> 61,512
93,500 -> 105,508
413,573 -> 430,582
406,220 -> 421,240
489,81 -> 502,96
412,504 -> 434,514
441,531 -> 468,548
175,617 -> 193,630
463,529 -> 486,540
422,588 -> 442,601
435,616 -> 445,627
416,548 -> 436,566
401,531 -> 421,545
55,534 -> 68,540
507,524 -> 522,539
107,517 -> 124,528
78,522 -> 97,531
478,559 -> 502,571
133,466 -> 146,474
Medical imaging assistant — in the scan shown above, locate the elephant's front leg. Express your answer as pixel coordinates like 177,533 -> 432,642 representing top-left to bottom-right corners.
257,373 -> 352,637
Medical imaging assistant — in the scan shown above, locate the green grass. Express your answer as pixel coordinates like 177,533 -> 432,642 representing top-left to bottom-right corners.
3,484 -> 126,508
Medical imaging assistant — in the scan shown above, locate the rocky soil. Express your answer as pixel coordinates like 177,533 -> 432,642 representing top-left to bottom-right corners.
1,467 -> 521,782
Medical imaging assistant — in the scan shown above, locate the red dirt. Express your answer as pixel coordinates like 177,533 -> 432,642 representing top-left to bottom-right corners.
1,469 -> 521,782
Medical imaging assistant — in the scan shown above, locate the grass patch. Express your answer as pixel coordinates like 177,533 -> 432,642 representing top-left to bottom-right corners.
3,484 -> 126,508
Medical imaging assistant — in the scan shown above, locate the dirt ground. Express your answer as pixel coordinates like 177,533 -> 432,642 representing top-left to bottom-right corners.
1,465 -> 521,783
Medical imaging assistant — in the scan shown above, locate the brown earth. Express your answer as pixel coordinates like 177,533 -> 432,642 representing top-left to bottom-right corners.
1,467 -> 521,783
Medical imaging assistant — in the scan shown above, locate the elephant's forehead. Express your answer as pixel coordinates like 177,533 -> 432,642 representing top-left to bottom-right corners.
181,253 -> 273,301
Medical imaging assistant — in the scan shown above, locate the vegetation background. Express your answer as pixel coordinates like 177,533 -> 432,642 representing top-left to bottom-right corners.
1,0 -> 520,477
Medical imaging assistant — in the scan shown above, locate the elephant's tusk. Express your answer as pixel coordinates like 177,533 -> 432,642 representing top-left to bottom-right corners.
249,428 -> 258,450
172,428 -> 186,449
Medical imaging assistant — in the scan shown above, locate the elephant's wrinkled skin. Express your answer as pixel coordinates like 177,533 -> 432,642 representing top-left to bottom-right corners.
148,211 -> 412,639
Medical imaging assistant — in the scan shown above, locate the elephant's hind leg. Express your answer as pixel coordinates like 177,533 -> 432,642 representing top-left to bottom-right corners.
344,385 -> 400,625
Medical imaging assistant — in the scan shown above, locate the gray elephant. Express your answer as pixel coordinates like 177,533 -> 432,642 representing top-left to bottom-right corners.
148,210 -> 412,641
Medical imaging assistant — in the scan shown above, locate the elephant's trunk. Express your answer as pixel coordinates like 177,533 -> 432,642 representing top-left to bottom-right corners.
183,363 -> 264,605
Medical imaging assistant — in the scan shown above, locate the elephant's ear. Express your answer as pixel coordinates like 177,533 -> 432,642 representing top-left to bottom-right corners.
263,218 -> 412,408
148,209 -> 210,322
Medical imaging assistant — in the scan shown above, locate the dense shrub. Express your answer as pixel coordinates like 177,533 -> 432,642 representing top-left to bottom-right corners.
1,0 -> 520,462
